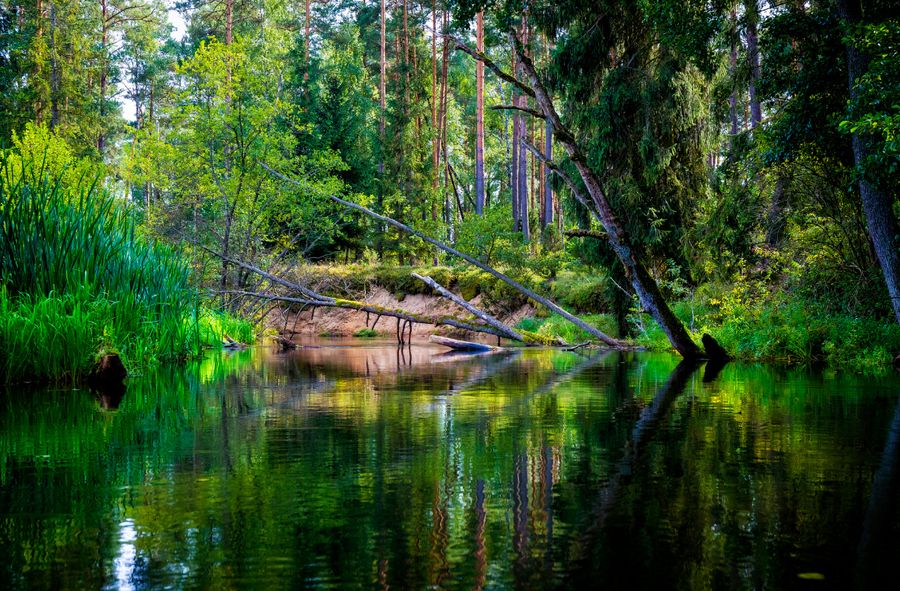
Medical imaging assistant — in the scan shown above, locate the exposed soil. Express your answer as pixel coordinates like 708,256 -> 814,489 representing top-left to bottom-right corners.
266,286 -> 535,343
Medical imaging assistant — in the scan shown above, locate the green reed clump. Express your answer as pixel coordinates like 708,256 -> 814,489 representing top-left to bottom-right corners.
0,155 -> 206,382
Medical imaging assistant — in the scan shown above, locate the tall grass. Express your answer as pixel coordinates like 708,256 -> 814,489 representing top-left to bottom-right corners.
0,153 -> 241,383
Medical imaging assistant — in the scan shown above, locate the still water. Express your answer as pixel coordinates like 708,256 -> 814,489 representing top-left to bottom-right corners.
1,342 -> 899,590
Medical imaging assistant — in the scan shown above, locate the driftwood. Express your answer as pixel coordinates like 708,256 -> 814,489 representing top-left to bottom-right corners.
430,335 -> 500,352
261,163 -> 627,348
411,273 -> 523,342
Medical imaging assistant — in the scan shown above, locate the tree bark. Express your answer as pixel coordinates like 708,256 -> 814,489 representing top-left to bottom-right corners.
728,9 -> 739,138
225,0 -> 233,45
49,1 -> 60,130
99,0 -> 108,155
304,0 -> 310,79
516,16 -> 529,241
836,0 -> 900,324
511,45 -> 521,231
543,117 -> 553,228
474,11 -> 486,214
379,0 -> 387,171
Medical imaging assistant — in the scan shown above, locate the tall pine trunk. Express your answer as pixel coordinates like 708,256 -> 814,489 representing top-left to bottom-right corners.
510,47 -> 520,230
516,16 -> 529,242
746,0 -> 761,128
474,11 -> 486,214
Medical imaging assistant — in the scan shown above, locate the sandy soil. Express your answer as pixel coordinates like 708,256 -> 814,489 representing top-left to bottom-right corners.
266,286 -> 534,343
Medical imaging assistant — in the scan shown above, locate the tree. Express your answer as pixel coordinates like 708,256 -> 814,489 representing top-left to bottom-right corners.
836,0 -> 900,324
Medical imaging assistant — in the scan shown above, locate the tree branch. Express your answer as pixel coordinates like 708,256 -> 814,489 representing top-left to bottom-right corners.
521,139 -> 597,217
490,104 -> 545,119
412,273 -> 523,341
448,34 -> 536,98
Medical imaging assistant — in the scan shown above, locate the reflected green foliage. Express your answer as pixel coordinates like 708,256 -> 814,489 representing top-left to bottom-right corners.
1,346 -> 898,589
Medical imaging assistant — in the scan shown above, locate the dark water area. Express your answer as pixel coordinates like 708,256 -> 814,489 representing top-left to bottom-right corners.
1,341 -> 900,590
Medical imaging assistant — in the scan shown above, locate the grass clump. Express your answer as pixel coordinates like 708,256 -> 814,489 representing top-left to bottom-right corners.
353,328 -> 379,338
626,280 -> 900,373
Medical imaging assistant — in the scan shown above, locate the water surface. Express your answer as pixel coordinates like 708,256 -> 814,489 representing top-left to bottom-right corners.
1,342 -> 899,590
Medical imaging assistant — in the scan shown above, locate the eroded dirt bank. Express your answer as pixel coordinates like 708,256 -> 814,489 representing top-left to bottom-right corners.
266,286 -> 535,343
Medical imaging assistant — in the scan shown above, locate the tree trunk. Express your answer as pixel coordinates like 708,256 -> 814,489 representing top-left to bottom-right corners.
543,118 -> 553,227
836,0 -> 900,325
511,47 -> 520,231
765,173 -> 788,247
474,11 -> 486,215
49,1 -> 60,130
516,17 -> 530,242
225,0 -> 233,45
510,34 -> 705,359
304,0 -> 310,80
412,273 -> 523,341
99,0 -> 108,155
728,9 -> 738,138
35,0 -> 44,125
379,0 -> 386,175
746,0 -> 762,128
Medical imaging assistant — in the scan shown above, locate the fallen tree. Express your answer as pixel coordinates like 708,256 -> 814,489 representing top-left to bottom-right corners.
219,289 -> 548,345
260,163 -> 628,348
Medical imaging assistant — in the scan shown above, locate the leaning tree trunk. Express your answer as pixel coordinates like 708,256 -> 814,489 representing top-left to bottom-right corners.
508,33 -> 705,360
836,0 -> 900,325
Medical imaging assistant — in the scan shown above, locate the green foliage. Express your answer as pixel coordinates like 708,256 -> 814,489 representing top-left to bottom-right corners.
353,328 -> 379,338
627,275 -> 900,373
550,272 -> 611,314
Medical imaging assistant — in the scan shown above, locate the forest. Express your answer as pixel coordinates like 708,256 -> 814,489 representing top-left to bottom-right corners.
0,0 -> 899,380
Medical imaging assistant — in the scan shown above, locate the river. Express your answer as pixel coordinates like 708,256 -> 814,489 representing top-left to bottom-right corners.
1,341 -> 899,590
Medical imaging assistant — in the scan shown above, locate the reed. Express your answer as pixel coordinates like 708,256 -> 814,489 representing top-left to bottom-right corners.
0,153 -> 249,383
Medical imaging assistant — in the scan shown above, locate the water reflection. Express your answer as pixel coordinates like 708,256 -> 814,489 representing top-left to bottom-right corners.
1,343 -> 899,590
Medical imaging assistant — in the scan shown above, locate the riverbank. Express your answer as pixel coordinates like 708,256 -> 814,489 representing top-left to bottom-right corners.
266,263 -> 900,373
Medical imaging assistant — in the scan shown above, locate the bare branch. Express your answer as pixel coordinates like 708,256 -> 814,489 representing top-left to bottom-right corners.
412,273 -> 524,341
521,139 -> 597,217
490,104 -> 545,119
448,34 -> 536,98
